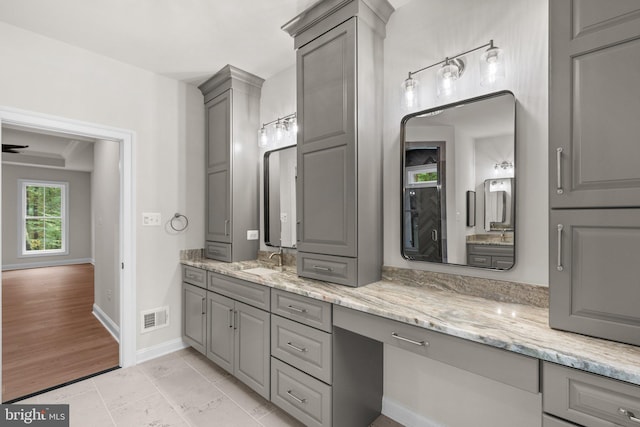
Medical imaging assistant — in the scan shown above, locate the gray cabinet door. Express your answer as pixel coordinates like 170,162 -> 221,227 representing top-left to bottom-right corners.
206,90 -> 232,243
550,209 -> 640,346
234,301 -> 270,400
207,291 -> 234,374
549,0 -> 640,208
296,18 -> 357,257
182,283 -> 206,355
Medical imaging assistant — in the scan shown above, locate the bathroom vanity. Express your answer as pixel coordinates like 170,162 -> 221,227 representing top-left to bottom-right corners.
181,256 -> 640,427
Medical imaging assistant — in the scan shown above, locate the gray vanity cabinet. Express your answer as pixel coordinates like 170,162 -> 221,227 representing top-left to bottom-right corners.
283,0 -> 393,287
549,209 -> 640,346
549,0 -> 640,209
206,272 -> 271,399
549,1 -> 640,345
199,65 -> 264,262
182,282 -> 207,355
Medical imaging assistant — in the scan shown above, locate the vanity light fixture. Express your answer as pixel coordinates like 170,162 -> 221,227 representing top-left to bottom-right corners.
494,160 -> 514,171
402,40 -> 505,109
257,112 -> 297,148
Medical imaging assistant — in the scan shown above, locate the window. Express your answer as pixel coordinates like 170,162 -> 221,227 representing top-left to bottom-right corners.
20,180 -> 68,256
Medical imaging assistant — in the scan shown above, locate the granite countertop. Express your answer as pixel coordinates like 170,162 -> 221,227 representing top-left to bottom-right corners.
181,256 -> 640,387
466,234 -> 514,246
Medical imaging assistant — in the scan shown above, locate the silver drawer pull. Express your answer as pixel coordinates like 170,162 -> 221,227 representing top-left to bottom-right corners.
202,297 -> 206,315
619,408 -> 640,424
556,147 -> 564,194
286,390 -> 307,404
287,305 -> 307,314
313,265 -> 333,272
557,224 -> 564,272
224,219 -> 230,236
228,308 -> 233,329
391,332 -> 428,347
286,342 -> 308,353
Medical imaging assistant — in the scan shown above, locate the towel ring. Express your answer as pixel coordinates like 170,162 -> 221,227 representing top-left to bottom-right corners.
170,213 -> 189,232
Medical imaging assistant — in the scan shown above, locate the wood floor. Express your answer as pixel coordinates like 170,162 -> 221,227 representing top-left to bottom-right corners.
2,263 -> 119,402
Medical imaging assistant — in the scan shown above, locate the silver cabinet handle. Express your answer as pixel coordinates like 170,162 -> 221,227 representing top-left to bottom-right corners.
224,219 -> 230,236
209,249 -> 220,255
286,342 -> 308,353
619,408 -> 640,424
228,308 -> 233,328
431,229 -> 438,242
202,297 -> 206,315
391,332 -> 428,347
556,147 -> 564,194
296,221 -> 301,243
286,390 -> 307,404
233,309 -> 238,330
287,305 -> 307,314
313,265 -> 333,272
557,224 -> 564,272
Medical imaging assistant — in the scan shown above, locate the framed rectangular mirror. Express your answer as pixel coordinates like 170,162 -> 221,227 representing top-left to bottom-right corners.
264,145 -> 297,248
401,91 -> 515,270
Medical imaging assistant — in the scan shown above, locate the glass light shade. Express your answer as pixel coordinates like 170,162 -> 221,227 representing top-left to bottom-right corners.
480,46 -> 505,87
258,127 -> 268,148
275,121 -> 284,141
288,117 -> 298,134
402,76 -> 419,109
436,62 -> 460,99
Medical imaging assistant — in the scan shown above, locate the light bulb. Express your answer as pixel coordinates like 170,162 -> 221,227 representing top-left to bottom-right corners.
258,127 -> 268,148
289,117 -> 298,134
480,46 -> 505,87
436,62 -> 460,99
402,75 -> 419,109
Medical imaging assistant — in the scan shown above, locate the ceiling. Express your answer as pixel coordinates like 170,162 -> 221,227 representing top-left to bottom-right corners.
0,0 -> 410,85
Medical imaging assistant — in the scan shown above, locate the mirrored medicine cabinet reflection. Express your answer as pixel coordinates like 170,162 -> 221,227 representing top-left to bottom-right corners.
401,91 -> 516,270
264,145 -> 297,249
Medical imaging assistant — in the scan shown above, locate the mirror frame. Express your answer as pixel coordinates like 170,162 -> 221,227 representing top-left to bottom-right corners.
400,90 -> 516,270
263,144 -> 297,249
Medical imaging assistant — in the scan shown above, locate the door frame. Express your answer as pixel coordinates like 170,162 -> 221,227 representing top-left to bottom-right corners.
0,106 -> 137,401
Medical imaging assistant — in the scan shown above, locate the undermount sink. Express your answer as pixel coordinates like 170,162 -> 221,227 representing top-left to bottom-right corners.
242,267 -> 280,277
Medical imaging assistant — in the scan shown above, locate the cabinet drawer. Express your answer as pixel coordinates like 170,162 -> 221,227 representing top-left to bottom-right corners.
543,362 -> 640,427
468,254 -> 492,268
271,315 -> 332,384
271,289 -> 332,332
543,414 -> 580,427
205,241 -> 231,262
334,305 -> 539,393
182,265 -> 206,288
271,357 -> 331,427
298,253 -> 356,286
208,272 -> 270,311
467,244 -> 514,256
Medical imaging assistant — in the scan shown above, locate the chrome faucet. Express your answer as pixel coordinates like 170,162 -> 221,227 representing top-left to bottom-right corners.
269,246 -> 283,268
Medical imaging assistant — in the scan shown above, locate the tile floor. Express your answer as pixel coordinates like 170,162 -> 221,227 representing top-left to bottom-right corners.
16,347 -> 403,427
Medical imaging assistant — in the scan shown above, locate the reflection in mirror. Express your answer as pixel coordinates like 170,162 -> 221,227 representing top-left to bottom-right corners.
264,145 -> 297,248
401,91 -> 515,270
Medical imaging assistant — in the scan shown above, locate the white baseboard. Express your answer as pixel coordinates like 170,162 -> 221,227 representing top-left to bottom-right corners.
92,304 -> 120,343
382,397 -> 443,427
136,338 -> 189,364
2,258 -> 94,271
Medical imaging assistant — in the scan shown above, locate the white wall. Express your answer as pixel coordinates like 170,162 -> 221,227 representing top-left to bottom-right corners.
1,164 -> 92,268
92,140 -> 120,326
0,21 -> 205,352
384,0 -> 548,286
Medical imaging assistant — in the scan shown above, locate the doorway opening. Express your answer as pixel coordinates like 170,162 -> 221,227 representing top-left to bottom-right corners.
0,107 -> 136,402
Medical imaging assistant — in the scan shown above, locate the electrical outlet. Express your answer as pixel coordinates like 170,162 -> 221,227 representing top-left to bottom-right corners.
280,213 -> 288,223
106,289 -> 112,301
247,230 -> 259,240
142,212 -> 161,226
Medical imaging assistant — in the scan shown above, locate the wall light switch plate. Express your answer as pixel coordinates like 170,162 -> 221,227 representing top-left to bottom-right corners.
142,212 -> 161,226
247,230 -> 259,240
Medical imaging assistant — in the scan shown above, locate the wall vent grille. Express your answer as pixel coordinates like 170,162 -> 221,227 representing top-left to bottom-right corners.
140,306 -> 169,333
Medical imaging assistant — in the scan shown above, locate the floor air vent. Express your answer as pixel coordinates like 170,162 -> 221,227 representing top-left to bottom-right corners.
141,306 -> 169,333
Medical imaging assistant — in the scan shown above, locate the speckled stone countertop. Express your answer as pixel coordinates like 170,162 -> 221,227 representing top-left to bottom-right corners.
180,252 -> 640,387
466,234 -> 514,246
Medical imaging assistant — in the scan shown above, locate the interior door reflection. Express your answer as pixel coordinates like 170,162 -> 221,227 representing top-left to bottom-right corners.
403,143 -> 446,262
